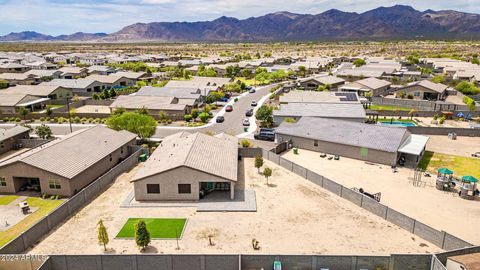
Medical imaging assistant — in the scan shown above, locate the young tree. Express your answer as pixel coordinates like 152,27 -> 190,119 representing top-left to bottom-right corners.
353,58 -> 366,67
35,124 -> 53,139
106,112 -> 157,139
298,66 -> 307,77
263,167 -> 272,185
199,112 -> 210,123
254,155 -> 264,173
135,220 -> 151,251
19,107 -> 29,121
45,105 -> 53,118
255,105 -> 273,127
97,219 -> 109,251
191,108 -> 199,120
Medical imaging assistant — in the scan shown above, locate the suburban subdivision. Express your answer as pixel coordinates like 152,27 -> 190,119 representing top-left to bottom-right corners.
1,3 -> 480,270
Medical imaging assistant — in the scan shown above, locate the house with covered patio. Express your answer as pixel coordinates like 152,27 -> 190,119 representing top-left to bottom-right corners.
131,132 -> 238,201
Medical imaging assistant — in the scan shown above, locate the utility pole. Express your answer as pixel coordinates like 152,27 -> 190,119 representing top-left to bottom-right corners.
65,97 -> 73,133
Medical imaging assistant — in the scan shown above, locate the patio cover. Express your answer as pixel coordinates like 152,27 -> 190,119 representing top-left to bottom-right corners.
17,97 -> 50,107
398,134 -> 429,156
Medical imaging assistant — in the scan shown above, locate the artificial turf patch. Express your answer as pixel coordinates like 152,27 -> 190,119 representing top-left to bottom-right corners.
116,218 -> 186,239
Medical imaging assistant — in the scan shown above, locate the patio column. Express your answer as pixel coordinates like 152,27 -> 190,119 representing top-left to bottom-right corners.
230,183 -> 235,200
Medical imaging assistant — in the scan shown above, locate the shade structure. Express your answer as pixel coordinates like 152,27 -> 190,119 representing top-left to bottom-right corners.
438,168 -> 453,175
461,176 -> 478,183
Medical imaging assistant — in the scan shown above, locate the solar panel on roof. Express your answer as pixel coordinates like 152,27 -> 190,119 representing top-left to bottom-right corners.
334,92 -> 358,102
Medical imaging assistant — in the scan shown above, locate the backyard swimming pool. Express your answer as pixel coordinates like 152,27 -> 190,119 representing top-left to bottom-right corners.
379,121 -> 417,127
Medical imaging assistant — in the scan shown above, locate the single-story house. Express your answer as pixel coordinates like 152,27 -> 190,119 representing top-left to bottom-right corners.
42,79 -> 107,95
87,65 -> 117,75
275,117 -> 429,167
113,71 -> 151,82
0,126 -> 30,155
0,73 -> 38,86
339,77 -> 392,96
0,85 -> 72,100
297,75 -> 345,91
0,62 -> 30,73
393,80 -> 448,101
109,95 -> 189,120
336,69 -> 386,80
131,132 -> 238,201
85,74 -> 136,88
0,126 -> 137,197
0,93 -> 50,114
136,86 -> 203,107
25,69 -> 63,80
58,67 -> 88,79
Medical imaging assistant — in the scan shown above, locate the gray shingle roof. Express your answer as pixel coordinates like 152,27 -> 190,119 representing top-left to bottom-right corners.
273,103 -> 366,119
276,117 -> 409,153
42,78 -> 97,89
0,126 -> 136,179
132,132 -> 238,182
0,126 -> 29,141
1,85 -> 64,97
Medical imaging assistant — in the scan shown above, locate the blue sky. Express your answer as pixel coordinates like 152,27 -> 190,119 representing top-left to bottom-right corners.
1,0 -> 480,35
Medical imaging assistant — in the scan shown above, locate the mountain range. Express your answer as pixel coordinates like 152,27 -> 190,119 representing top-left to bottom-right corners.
2,5 -> 480,42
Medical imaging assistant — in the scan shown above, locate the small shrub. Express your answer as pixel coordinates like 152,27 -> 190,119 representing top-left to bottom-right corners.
240,139 -> 251,148
15,118 -> 21,122
284,117 -> 296,123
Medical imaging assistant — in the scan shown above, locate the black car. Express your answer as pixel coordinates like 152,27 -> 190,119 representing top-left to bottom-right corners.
216,116 -> 225,123
245,109 -> 253,117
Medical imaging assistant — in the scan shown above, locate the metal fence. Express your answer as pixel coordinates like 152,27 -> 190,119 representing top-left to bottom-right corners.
13,253 -> 442,270
0,147 -> 145,255
260,149 -> 474,251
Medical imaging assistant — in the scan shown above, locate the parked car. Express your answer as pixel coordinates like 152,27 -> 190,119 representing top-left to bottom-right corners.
249,88 -> 256,93
242,118 -> 250,126
472,152 -> 480,158
288,75 -> 297,80
251,101 -> 257,107
245,86 -> 253,90
254,129 -> 275,141
216,116 -> 225,123
225,105 -> 233,112
219,97 -> 229,102
245,109 -> 254,117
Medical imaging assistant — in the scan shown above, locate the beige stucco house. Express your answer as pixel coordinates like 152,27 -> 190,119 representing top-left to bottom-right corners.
132,132 -> 238,201
393,80 -> 448,101
0,126 -> 137,197
0,126 -> 30,156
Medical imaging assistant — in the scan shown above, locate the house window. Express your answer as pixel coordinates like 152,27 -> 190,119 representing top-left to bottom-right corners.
48,180 -> 61,190
178,184 -> 191,194
121,147 -> 124,154
0,177 -> 6,187
146,184 -> 160,194
314,140 -> 318,147
109,154 -> 113,162
414,91 -> 420,97
0,141 -> 4,148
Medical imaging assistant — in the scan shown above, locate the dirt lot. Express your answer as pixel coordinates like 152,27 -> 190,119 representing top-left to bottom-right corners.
75,105 -> 111,114
426,135 -> 480,157
414,117 -> 471,128
27,159 -> 438,255
283,149 -> 480,245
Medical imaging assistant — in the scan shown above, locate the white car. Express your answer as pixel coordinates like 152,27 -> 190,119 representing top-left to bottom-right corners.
242,118 -> 250,126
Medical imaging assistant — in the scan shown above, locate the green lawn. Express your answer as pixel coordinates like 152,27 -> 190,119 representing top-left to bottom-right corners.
370,104 -> 412,111
417,151 -> 480,179
0,197 -> 64,248
0,195 -> 19,205
116,218 -> 187,239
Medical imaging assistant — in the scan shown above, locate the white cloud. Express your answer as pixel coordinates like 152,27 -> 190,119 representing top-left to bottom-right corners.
1,0 -> 480,35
